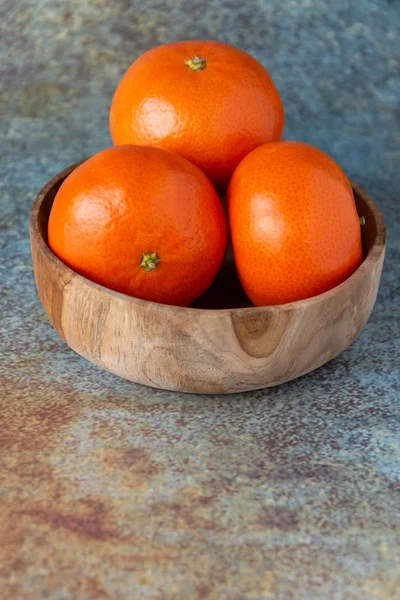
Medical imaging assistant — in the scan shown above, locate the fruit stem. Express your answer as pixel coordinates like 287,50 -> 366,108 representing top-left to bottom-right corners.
184,55 -> 207,71
140,252 -> 161,271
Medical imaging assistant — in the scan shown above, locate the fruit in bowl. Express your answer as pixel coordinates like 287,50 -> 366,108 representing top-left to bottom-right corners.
109,40 -> 284,191
48,145 -> 228,307
228,141 -> 363,305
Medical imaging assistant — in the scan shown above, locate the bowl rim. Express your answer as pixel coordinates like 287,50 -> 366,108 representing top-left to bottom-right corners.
30,161 -> 387,316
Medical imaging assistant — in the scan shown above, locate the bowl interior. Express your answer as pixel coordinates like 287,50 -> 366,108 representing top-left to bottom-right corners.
37,174 -> 378,311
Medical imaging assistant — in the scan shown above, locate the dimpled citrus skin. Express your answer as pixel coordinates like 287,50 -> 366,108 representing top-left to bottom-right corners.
109,40 -> 284,191
48,145 -> 228,307
228,141 -> 363,306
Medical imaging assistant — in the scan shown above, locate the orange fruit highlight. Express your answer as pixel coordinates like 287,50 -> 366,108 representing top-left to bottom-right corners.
228,141 -> 363,306
110,40 -> 284,190
48,145 -> 228,307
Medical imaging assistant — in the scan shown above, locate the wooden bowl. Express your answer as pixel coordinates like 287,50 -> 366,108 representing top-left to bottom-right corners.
30,161 -> 386,394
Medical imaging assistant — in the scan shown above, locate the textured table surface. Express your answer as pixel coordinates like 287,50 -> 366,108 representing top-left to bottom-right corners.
1,1 -> 399,598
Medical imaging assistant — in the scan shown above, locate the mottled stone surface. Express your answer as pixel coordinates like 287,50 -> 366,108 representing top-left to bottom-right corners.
1,0 -> 399,598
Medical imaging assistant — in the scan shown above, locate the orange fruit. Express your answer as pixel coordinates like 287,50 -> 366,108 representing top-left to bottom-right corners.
48,145 -> 228,307
228,141 -> 363,306
109,40 -> 284,190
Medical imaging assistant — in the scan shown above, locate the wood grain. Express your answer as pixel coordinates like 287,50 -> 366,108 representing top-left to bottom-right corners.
30,162 -> 386,394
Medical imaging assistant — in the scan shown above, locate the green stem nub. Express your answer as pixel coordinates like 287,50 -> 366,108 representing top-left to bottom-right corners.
184,55 -> 207,71
140,252 -> 161,272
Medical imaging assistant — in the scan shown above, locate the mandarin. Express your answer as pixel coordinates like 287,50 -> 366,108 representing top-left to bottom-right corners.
110,40 -> 284,190
228,141 -> 363,306
48,145 -> 228,307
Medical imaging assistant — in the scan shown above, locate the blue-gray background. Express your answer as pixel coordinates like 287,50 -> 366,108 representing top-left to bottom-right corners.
1,1 -> 399,598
